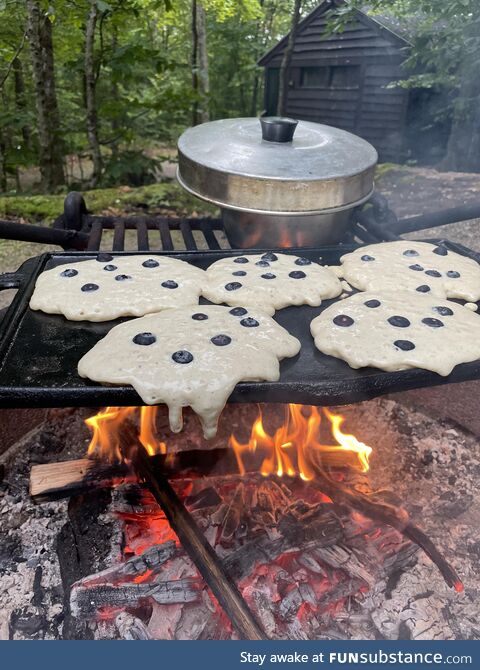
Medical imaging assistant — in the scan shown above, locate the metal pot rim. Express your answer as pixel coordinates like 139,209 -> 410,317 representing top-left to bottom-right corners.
177,167 -> 374,216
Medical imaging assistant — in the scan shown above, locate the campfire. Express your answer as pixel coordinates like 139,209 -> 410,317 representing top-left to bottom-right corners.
29,402 -> 462,640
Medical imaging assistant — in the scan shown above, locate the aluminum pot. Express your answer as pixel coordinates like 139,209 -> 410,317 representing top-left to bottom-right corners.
177,117 -> 377,248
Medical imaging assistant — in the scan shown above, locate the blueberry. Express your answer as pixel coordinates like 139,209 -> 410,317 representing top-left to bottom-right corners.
416,285 -> 431,293
172,350 -> 194,364
232,270 -> 247,276
192,313 -> 208,320
403,249 -> 419,257
433,306 -> 454,316
255,260 -> 270,268
229,307 -> 248,316
333,315 -> 354,327
361,255 -> 375,262
295,257 -> 312,266
364,299 -> 381,308
233,257 -> 249,264
289,271 -> 306,279
422,317 -> 444,328
388,316 -> 411,328
103,264 -> 117,271
433,246 -> 448,256
425,269 -> 442,278
96,253 -> 113,262
133,332 -> 156,346
162,280 -> 178,289
447,270 -> 460,278
115,274 -> 132,281
60,268 -> 78,278
211,334 -> 232,346
261,273 -> 276,279
240,317 -> 259,327
142,259 -> 159,268
225,282 -> 242,291
261,253 -> 278,262
394,340 -> 415,351
81,283 -> 99,292
409,264 -> 424,271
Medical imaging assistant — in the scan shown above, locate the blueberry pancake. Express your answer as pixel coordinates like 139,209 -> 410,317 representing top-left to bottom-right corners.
78,304 -> 300,438
30,254 -> 206,321
203,252 -> 342,316
340,241 -> 480,302
310,290 -> 480,376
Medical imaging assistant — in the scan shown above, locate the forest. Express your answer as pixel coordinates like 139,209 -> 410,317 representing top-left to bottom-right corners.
0,0 -> 479,196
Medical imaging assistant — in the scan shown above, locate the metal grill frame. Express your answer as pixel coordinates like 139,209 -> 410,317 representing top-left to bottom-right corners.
2,190 -> 480,251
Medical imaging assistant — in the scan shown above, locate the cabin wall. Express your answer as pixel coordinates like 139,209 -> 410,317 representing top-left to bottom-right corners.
262,13 -> 410,161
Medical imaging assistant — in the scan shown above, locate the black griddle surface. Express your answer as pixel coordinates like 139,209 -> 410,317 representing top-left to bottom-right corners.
0,242 -> 479,407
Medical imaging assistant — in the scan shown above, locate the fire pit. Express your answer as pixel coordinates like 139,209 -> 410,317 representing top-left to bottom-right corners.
0,191 -> 479,640
1,399 -> 478,640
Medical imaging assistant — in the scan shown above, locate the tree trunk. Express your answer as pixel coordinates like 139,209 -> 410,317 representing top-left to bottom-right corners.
0,134 -> 7,192
196,2 -> 209,123
85,0 -> 102,187
26,0 -> 64,190
12,56 -> 31,150
191,0 -> 199,125
249,0 -> 266,116
277,0 -> 302,117
191,0 -> 209,125
110,26 -> 120,159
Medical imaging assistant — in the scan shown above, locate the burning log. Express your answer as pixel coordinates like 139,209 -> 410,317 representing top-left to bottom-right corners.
71,577 -> 202,618
223,505 -> 342,582
75,540 -> 178,586
29,458 -> 130,503
308,454 -> 463,592
29,448 -> 362,503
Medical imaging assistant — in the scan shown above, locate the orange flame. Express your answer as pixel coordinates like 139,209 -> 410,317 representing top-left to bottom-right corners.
85,404 -> 371,480
229,404 -> 372,480
86,406 -> 166,462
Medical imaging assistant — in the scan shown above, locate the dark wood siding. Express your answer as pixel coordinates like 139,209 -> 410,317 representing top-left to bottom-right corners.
261,6 -> 411,161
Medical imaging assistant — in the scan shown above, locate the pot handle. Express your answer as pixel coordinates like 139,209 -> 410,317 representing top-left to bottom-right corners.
260,116 -> 298,143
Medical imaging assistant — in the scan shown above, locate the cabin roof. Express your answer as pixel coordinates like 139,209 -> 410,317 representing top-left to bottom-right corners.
258,1 -> 412,67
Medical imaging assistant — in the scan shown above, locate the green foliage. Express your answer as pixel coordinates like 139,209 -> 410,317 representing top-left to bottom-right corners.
1,0 -> 316,192
2,0 -> 478,190
102,150 -> 161,187
0,181 -> 217,221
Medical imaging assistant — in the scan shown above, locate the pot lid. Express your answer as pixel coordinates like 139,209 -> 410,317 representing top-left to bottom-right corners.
177,117 -> 378,215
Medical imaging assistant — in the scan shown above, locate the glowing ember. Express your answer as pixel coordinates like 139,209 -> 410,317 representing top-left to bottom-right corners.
229,404 -> 372,480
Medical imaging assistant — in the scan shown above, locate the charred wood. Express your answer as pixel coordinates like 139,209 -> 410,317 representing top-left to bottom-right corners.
308,456 -> 462,591
71,577 -> 202,618
224,506 -> 342,582
30,448 -> 362,503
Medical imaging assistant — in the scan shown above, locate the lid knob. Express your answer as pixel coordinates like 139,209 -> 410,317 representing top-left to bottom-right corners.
260,116 -> 298,143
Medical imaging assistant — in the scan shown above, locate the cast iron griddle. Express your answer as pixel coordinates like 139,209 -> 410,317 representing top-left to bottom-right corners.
0,242 -> 479,408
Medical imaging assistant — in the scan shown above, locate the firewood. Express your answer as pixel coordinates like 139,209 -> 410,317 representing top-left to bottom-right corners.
71,577 -> 202,618
29,448 -> 363,503
78,540 -> 178,585
308,453 -> 463,592
223,505 -> 343,582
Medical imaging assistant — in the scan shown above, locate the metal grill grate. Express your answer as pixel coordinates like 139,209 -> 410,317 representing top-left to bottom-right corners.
82,215 -> 228,252
1,190 -> 480,252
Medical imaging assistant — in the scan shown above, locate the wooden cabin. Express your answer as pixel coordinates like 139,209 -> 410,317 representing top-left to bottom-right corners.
259,2 -> 446,163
